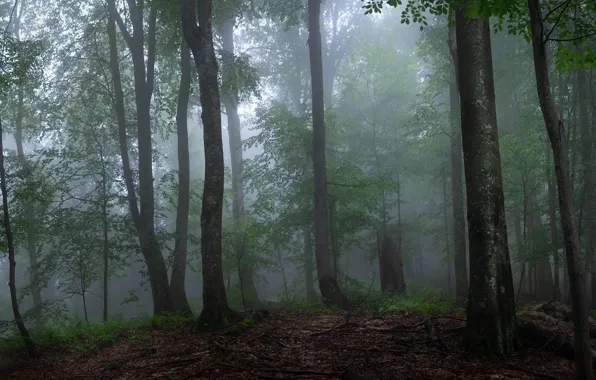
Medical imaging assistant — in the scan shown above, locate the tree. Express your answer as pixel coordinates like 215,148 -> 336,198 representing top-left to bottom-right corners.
218,6 -> 261,309
447,25 -> 469,303
106,0 -> 173,314
454,2 -> 516,356
169,37 -> 192,315
181,0 -> 232,330
307,0 -> 349,308
0,118 -> 36,358
10,0 -> 42,323
526,0 -> 592,376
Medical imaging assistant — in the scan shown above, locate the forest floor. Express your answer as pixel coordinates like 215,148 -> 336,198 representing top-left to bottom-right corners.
0,310 -> 575,379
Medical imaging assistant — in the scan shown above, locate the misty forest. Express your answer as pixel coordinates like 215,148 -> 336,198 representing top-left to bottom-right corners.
0,0 -> 595,378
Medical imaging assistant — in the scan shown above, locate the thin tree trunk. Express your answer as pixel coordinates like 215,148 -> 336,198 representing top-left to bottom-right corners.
547,145 -> 560,301
303,223 -> 317,302
307,0 -> 348,308
591,70 -> 596,307
13,2 -> 42,321
107,0 -> 172,314
0,118 -> 37,358
443,170 -> 452,293
221,19 -> 260,309
182,0 -> 232,330
14,87 -> 42,323
527,0 -> 592,377
455,3 -> 516,355
577,67 -> 596,307
101,158 -> 109,323
170,37 -> 192,315
329,195 -> 340,282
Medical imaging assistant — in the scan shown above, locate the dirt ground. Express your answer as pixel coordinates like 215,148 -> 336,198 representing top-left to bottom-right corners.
0,310 -> 575,379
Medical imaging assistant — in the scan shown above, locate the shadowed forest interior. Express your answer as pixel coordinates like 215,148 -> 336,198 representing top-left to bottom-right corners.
0,0 -> 596,379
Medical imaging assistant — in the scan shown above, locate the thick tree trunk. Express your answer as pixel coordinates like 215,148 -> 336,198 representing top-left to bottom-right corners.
107,0 -> 172,314
307,0 -> 348,309
527,0 -> 593,377
0,119 -> 36,358
170,37 -> 192,315
455,4 -> 516,355
220,19 -> 260,309
182,0 -> 232,330
447,28 -> 469,302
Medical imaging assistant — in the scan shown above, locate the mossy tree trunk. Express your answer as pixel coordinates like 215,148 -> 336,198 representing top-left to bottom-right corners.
455,2 -> 517,356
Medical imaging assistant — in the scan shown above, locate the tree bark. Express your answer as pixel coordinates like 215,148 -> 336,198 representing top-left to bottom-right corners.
455,4 -> 516,355
303,223 -> 317,302
547,145 -> 560,301
577,67 -> 596,308
590,75 -> 596,308
307,0 -> 348,309
443,170 -> 452,292
0,118 -> 37,358
220,19 -> 260,309
447,26 -> 469,303
107,0 -> 173,314
329,195 -> 340,282
527,0 -> 593,377
170,37 -> 192,315
181,0 -> 232,330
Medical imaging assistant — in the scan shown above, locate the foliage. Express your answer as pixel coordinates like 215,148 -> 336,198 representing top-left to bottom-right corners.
0,312 -> 193,355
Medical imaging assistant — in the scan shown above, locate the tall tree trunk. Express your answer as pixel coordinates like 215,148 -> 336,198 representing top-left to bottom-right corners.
329,195 -> 340,282
443,170 -> 452,293
99,142 -> 109,323
182,0 -> 232,330
529,192 -> 555,301
0,119 -> 36,358
547,143 -> 560,301
591,72 -> 596,308
448,26 -> 469,303
577,67 -> 596,307
15,87 -> 42,323
220,19 -> 260,309
13,4 -> 41,323
527,0 -> 592,377
170,37 -> 192,315
303,223 -> 317,302
455,3 -> 516,355
107,0 -> 172,314
307,0 -> 348,308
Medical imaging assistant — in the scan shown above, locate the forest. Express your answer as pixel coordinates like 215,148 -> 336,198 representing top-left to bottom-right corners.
0,0 -> 595,378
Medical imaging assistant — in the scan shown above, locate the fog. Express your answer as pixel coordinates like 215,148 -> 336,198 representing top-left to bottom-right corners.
0,0 -> 591,333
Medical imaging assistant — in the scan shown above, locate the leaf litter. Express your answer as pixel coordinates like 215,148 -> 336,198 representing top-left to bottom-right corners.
0,310 -> 575,379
